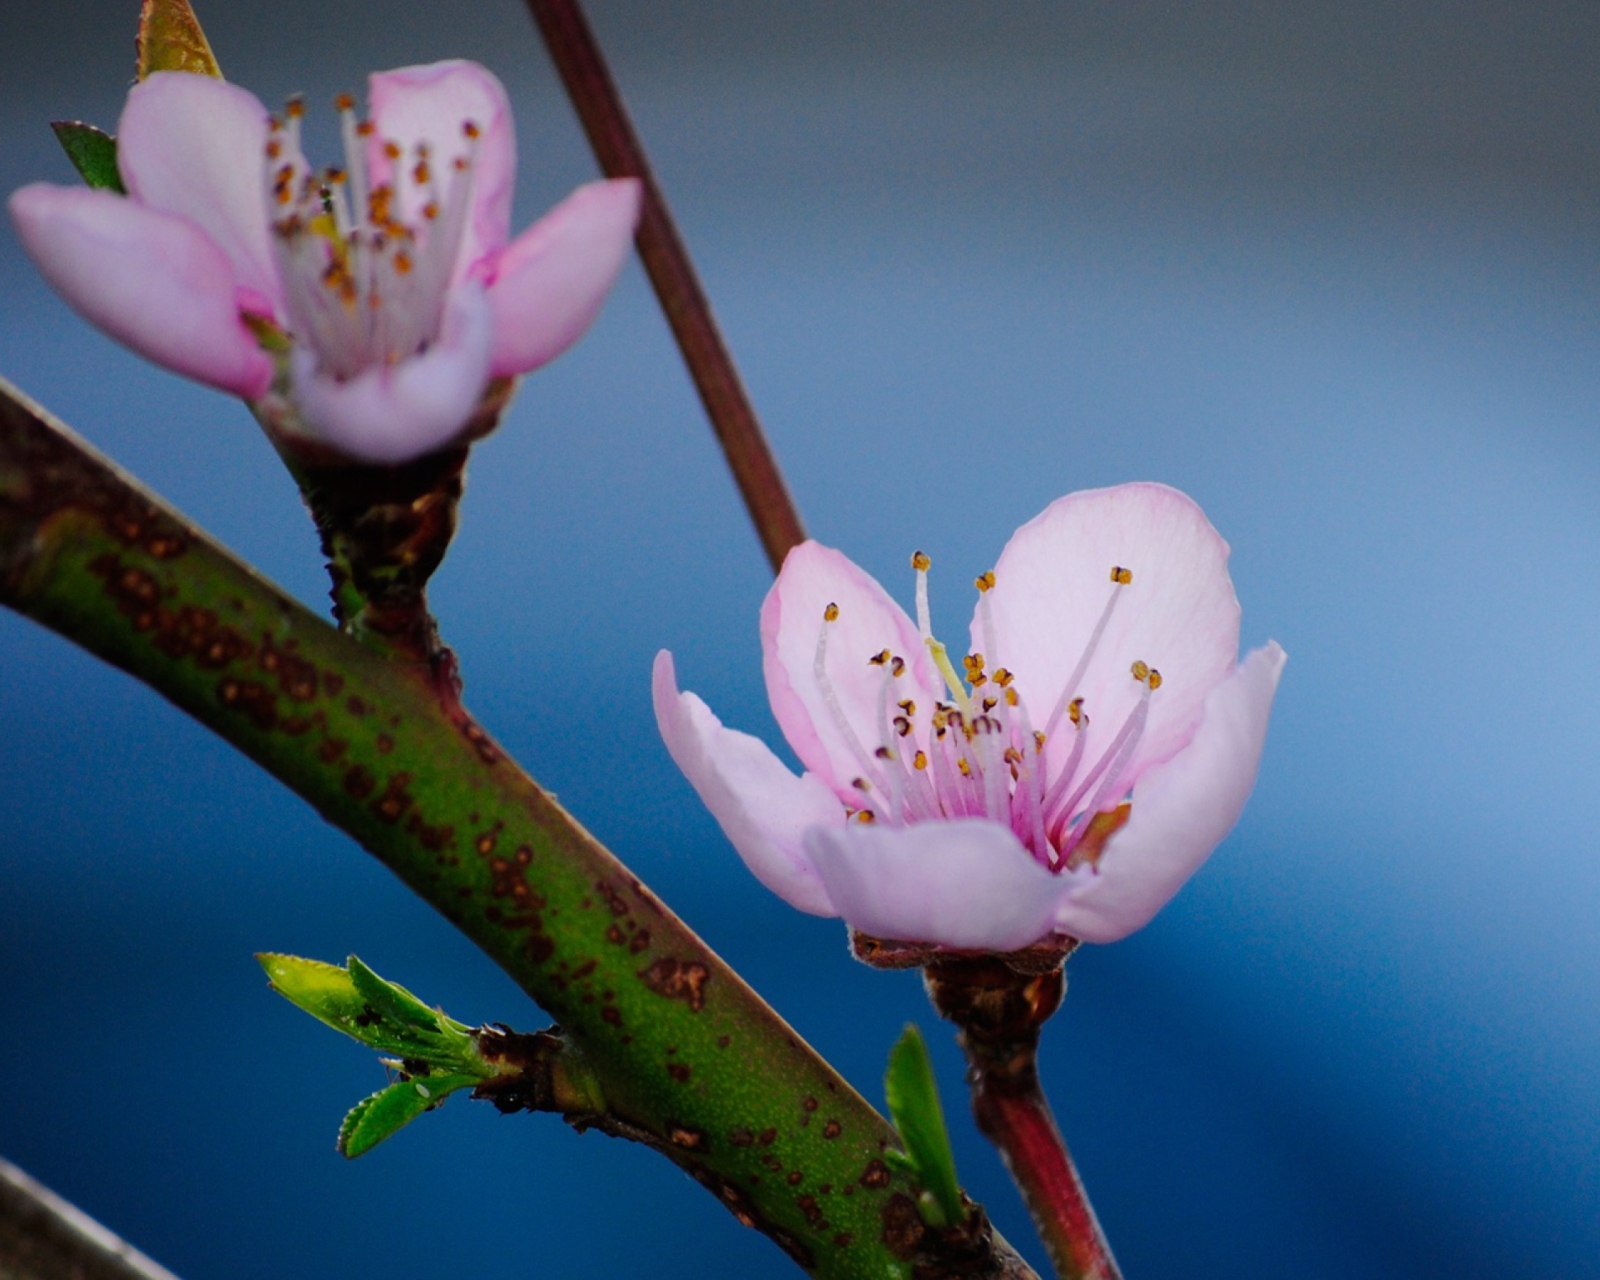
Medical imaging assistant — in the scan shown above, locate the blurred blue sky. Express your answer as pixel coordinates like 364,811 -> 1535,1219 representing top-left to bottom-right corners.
2,2 -> 1598,1276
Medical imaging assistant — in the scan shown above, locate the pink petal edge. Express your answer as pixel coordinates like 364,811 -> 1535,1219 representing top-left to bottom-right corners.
367,60 -> 516,279
117,72 -> 282,311
8,184 -> 272,398
484,179 -> 641,376
1052,640 -> 1287,944
652,651 -> 839,916
804,818 -> 1072,951
284,283 -> 493,463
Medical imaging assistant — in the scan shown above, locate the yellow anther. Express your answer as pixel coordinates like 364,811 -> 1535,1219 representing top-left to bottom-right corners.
993,668 -> 1013,687
393,250 -> 413,275
356,120 -> 375,137
1147,668 -> 1163,691
383,141 -> 402,161
975,570 -> 996,593
852,777 -> 870,792
913,751 -> 929,770
334,93 -> 356,112
1131,660 -> 1151,684
873,746 -> 893,760
890,656 -> 905,677
893,716 -> 912,737
868,649 -> 891,667
1033,730 -> 1047,752
286,98 -> 306,119
823,602 -> 839,623
1004,747 -> 1022,765
982,697 -> 998,712
957,758 -> 972,777
463,120 -> 481,139
1111,566 -> 1133,585
1067,698 -> 1084,726
897,699 -> 917,717
912,550 -> 931,572
1004,687 -> 1019,707
855,809 -> 876,824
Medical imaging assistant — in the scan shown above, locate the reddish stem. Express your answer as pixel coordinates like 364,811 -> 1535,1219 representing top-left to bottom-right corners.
971,1057 -> 1120,1280
523,0 -> 807,574
925,956 -> 1122,1280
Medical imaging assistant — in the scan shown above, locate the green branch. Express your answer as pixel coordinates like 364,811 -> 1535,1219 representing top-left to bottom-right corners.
0,378 -> 1036,1280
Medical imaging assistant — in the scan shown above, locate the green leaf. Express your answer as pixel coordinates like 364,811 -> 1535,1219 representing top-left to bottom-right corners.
259,953 -> 498,1158
50,122 -> 125,194
257,952 -> 477,1063
136,0 -> 222,79
336,1072 -> 480,1159
884,1024 -> 965,1228
347,955 -> 462,1035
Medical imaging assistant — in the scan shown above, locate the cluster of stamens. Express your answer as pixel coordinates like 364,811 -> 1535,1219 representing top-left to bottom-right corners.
815,556 -> 1163,873
264,94 -> 480,380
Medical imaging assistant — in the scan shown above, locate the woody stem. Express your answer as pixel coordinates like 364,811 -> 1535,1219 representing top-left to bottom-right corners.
1,1158 -> 180,1280
924,955 -> 1123,1280
522,0 -> 807,573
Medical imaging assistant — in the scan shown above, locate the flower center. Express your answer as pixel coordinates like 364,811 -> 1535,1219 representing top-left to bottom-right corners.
264,94 -> 479,380
815,555 -> 1163,874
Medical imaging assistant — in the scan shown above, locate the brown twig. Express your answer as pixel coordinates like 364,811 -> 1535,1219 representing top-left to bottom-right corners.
0,1158 -> 182,1280
924,956 -> 1123,1280
522,0 -> 807,573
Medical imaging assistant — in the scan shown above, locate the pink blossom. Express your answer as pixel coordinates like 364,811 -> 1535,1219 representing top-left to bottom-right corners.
8,62 -> 640,464
655,483 -> 1286,950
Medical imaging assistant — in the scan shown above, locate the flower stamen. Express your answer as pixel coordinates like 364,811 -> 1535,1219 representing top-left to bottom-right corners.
1047,664 -> 1157,859
814,603 -> 891,802
1043,566 -> 1132,742
266,94 -> 480,382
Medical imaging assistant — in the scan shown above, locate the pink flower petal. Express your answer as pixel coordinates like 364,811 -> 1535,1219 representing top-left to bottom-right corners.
1052,641 -> 1286,944
761,541 -> 944,803
367,60 -> 515,279
8,184 -> 272,398
805,818 -> 1069,951
979,483 -> 1241,792
285,283 -> 493,463
653,651 -> 839,916
117,72 -> 280,311
484,179 -> 640,376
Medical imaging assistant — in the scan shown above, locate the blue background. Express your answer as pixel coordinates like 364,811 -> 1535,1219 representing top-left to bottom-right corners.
3,3 -> 1598,1276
